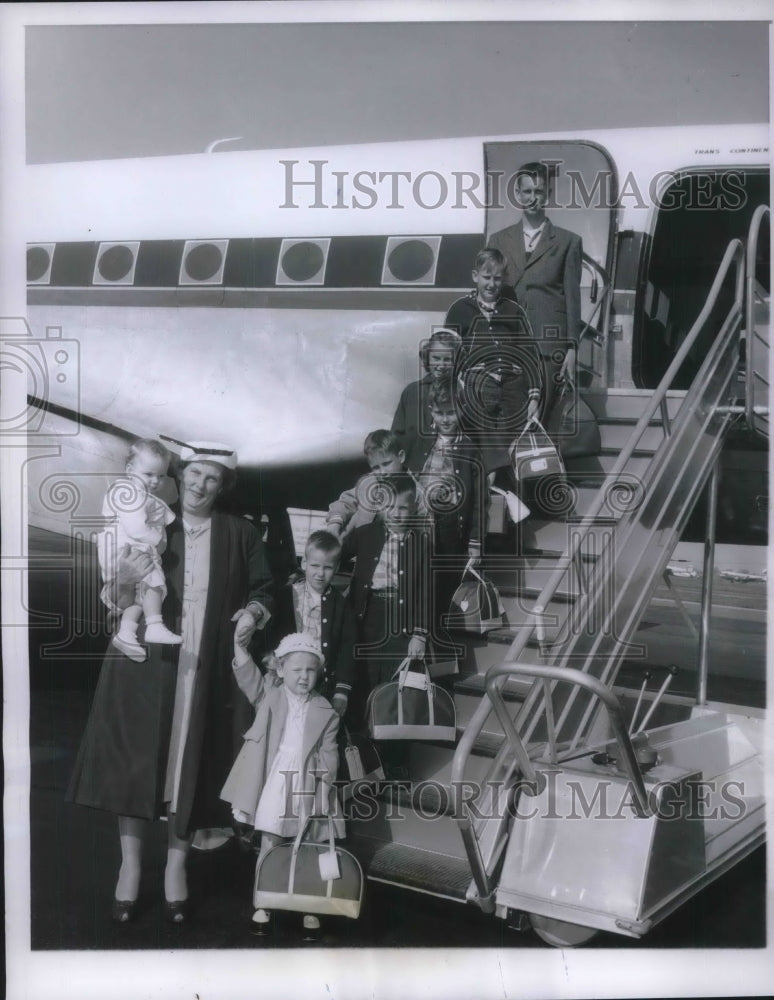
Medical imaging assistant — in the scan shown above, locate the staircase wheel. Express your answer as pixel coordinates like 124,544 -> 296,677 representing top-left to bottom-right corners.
530,914 -> 599,948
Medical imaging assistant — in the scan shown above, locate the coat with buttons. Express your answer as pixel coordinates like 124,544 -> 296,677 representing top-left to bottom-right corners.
220,655 -> 345,837
340,520 -> 430,637
267,580 -> 357,702
403,431 -> 486,550
391,373 -> 435,444
444,292 -> 544,387
445,292 -> 544,469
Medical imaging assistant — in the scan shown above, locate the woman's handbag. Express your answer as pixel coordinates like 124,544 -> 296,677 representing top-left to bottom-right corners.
339,726 -> 384,801
253,814 -> 363,919
447,559 -> 505,633
509,419 -> 566,482
546,380 -> 601,459
367,658 -> 457,742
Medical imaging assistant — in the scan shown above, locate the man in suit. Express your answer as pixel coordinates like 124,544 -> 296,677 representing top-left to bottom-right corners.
489,161 -> 582,417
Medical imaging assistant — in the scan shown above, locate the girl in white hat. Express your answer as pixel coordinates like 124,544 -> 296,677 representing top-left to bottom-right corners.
221,630 -> 345,937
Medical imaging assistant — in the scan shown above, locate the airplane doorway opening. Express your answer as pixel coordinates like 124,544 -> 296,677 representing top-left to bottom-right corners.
634,167 -> 769,389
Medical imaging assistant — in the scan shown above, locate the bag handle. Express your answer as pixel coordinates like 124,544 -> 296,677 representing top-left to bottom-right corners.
396,658 -> 435,727
389,655 -> 415,682
463,557 -> 487,587
397,657 -> 431,692
288,811 -> 337,894
514,415 -> 551,450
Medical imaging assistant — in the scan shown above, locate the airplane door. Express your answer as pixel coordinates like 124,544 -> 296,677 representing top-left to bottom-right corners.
745,204 -> 770,439
484,141 -> 618,388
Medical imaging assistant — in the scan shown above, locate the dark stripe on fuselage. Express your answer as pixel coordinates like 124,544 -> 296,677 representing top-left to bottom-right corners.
28,233 -> 485,304
27,287 -> 466,310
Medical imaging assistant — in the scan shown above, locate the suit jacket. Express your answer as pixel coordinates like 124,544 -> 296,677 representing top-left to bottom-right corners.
268,580 -> 357,700
489,219 -> 583,351
221,656 -> 344,835
403,431 -> 486,547
341,520 -> 429,636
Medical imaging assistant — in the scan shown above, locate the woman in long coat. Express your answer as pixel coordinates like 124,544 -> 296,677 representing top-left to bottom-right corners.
67,441 -> 274,922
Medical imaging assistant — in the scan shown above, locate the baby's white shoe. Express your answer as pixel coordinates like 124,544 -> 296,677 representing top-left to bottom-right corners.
144,623 -> 182,644
112,633 -> 147,662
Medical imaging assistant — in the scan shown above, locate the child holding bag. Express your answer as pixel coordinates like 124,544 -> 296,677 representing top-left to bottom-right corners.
220,631 -> 344,938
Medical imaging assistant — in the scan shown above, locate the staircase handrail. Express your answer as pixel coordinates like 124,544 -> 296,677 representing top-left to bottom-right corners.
485,661 -> 650,818
506,237 -> 745,667
452,238 -> 746,889
745,204 -> 770,429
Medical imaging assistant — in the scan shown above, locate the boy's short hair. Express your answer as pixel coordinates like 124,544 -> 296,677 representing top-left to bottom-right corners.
515,160 -> 557,189
419,328 -> 463,372
379,471 -> 417,504
363,429 -> 403,459
126,438 -> 171,467
429,380 -> 456,411
473,247 -> 507,273
305,529 -> 342,557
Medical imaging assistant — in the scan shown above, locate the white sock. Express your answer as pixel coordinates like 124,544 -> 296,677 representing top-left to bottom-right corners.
117,617 -> 140,640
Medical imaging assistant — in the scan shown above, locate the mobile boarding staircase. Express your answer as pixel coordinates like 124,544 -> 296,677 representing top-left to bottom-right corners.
348,214 -> 769,946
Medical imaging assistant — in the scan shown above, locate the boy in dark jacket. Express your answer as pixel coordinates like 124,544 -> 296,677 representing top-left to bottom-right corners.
265,530 -> 357,718
445,246 -> 542,474
340,473 -> 430,695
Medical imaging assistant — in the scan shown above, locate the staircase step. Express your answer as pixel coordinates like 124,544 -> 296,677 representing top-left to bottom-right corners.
349,795 -> 468,856
598,423 -> 664,452
454,669 -> 533,701
583,389 -> 685,421
351,840 -> 472,901
481,555 -> 583,603
516,518 -> 616,557
380,780 -> 454,816
564,453 -> 652,481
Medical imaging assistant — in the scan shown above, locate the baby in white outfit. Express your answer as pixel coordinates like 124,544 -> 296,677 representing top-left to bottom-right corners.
98,438 -> 182,662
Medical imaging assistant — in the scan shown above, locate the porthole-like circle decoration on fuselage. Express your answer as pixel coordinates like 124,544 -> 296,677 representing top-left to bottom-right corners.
281,241 -> 325,282
184,242 -> 224,282
97,244 -> 135,282
387,239 -> 435,282
27,246 -> 51,282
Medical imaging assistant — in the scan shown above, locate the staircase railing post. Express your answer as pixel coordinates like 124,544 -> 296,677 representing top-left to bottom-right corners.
697,460 -> 719,705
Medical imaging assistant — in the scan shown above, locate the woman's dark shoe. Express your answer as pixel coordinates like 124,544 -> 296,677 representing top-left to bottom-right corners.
302,913 -> 321,942
111,898 -> 138,923
250,907 -> 272,937
165,899 -> 189,924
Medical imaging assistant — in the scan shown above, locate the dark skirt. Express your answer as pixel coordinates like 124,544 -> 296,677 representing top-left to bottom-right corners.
66,645 -> 177,820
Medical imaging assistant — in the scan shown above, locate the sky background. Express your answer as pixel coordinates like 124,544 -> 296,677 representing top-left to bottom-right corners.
25,20 -> 770,164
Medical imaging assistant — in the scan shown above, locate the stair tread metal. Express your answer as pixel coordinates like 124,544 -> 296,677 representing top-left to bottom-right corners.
353,840 -> 472,900
454,672 -> 531,701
